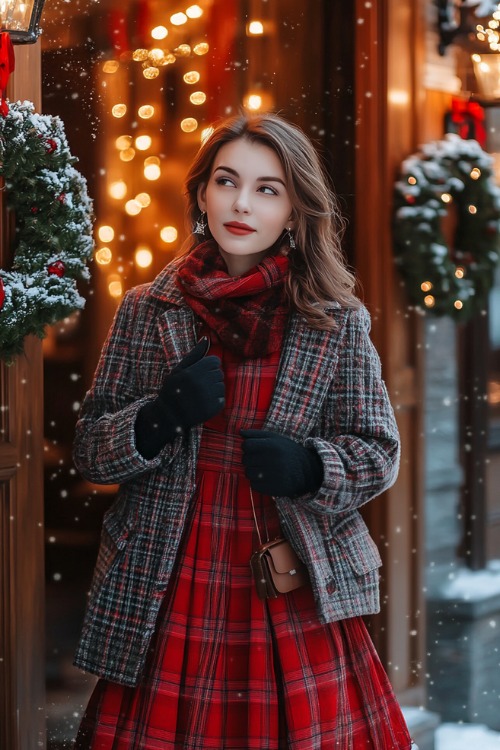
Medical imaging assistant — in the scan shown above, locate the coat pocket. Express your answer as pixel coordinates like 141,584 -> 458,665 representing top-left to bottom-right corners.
327,513 -> 382,577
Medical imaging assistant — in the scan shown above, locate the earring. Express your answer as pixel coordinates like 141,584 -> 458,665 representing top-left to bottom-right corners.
194,211 -> 207,236
286,227 -> 296,250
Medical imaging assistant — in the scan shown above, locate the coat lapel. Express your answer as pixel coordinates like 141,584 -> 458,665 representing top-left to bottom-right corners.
264,311 -> 347,439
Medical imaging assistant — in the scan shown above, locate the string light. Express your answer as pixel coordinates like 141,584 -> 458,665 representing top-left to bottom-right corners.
454,300 -> 463,310
245,94 -> 263,111
455,267 -> 465,279
98,226 -> 115,242
193,42 -> 209,55
148,48 -> 165,63
95,247 -> 112,265
247,21 -> 264,35
144,156 -> 161,180
181,118 -> 198,132
112,104 -> 127,118
407,176 -> 417,185
138,105 -> 155,119
171,12 -> 188,25
133,49 -> 149,61
108,181 -> 127,200
135,246 -> 153,268
421,281 -> 433,292
108,275 -> 123,298
471,168 -> 481,180
135,192 -> 151,207
143,67 -> 160,79
103,60 -> 119,73
186,5 -> 203,18
135,135 -> 152,150
119,148 -> 136,162
469,205 -> 478,214
184,71 -> 200,84
190,91 -> 206,105
151,26 -> 168,40
160,226 -> 178,243
125,199 -> 142,216
175,44 -> 191,57
441,192 -> 452,203
115,135 -> 133,150
424,295 -> 435,307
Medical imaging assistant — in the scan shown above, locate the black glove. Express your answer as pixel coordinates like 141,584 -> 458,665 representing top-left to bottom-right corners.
240,429 -> 323,497
135,337 -> 224,459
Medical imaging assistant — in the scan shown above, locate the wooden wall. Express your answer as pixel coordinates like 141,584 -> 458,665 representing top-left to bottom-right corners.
354,0 -> 428,703
0,44 -> 46,750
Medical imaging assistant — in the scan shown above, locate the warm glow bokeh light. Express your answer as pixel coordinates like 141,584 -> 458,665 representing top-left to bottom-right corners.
103,60 -> 119,73
190,91 -> 206,105
125,200 -> 142,216
186,5 -> 203,18
112,104 -> 127,118
181,117 -> 198,132
98,225 -> 115,242
248,21 -> 264,34
151,26 -> 168,40
135,135 -> 152,150
95,247 -> 112,265
138,105 -> 155,119
109,181 -> 127,200
184,70 -> 200,84
171,12 -> 187,25
160,226 -> 178,243
135,247 -> 153,267
136,192 -> 151,207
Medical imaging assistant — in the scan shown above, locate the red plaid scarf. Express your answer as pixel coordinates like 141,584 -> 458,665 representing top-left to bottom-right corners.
177,240 -> 290,358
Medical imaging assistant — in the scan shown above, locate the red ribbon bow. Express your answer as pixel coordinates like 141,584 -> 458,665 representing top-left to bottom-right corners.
0,32 -> 15,117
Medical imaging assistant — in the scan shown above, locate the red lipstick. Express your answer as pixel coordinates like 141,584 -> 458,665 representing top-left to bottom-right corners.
224,222 -> 256,235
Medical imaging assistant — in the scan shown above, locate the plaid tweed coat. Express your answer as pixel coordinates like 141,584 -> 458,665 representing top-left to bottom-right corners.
73,262 -> 400,687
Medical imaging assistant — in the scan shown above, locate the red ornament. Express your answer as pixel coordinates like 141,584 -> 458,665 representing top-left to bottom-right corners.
46,138 -> 57,154
48,260 -> 65,278
30,206 -> 39,214
405,195 -> 416,204
0,277 -> 5,311
57,193 -> 66,204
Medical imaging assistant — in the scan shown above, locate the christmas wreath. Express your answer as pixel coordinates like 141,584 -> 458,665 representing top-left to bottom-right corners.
393,133 -> 500,320
0,100 -> 94,361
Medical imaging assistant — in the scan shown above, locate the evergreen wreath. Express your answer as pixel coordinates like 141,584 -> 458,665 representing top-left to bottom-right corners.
393,133 -> 500,320
0,100 -> 94,361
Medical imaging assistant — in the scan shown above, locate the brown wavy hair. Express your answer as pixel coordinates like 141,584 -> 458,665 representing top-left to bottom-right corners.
183,112 -> 360,329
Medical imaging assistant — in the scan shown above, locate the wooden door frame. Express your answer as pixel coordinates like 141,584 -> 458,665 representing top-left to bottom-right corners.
354,0 -> 426,704
0,43 -> 45,750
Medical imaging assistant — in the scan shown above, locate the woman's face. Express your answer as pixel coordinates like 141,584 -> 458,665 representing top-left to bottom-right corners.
197,138 -> 294,276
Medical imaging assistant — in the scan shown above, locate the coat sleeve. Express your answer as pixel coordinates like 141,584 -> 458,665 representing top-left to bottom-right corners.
73,289 -> 181,485
299,306 -> 400,514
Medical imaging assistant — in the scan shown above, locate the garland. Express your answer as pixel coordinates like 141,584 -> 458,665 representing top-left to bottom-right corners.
393,133 -> 500,320
0,100 -> 94,361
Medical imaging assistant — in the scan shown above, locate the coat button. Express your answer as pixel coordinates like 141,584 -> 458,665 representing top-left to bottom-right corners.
326,579 -> 336,595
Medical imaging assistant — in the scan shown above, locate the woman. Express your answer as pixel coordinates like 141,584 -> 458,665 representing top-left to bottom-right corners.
73,112 -> 414,749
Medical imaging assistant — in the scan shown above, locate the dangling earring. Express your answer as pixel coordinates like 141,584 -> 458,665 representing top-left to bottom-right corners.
286,227 -> 296,250
194,211 -> 207,236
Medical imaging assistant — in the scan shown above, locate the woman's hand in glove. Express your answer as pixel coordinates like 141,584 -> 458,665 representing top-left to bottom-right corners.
159,336 -> 225,431
135,337 -> 224,458
240,429 -> 323,497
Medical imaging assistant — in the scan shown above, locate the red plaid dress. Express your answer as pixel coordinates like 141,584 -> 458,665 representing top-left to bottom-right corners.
74,338 -> 412,750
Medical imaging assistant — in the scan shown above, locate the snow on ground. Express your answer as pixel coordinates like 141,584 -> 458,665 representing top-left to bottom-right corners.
436,723 -> 500,749
439,559 -> 500,601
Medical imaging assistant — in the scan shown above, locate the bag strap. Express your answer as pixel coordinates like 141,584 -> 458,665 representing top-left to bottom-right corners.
249,486 -> 270,545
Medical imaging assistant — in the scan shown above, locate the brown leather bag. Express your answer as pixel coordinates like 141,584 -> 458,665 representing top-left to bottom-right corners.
248,488 -> 308,600
250,537 -> 309,599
